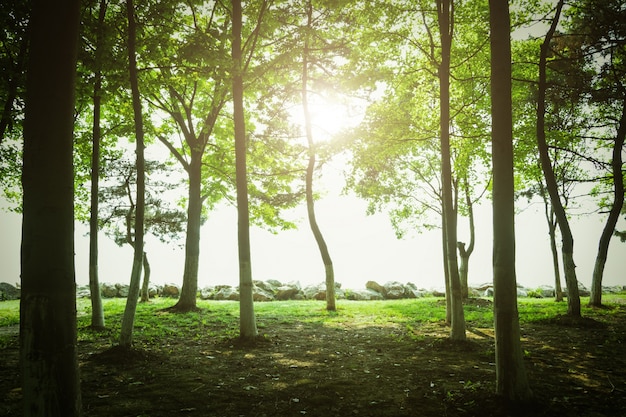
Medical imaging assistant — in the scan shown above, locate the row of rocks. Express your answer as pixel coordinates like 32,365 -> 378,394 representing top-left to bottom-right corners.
2,281 -> 625,302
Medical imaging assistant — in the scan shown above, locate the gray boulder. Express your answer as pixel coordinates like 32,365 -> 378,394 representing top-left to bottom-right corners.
253,286 -> 274,302
365,280 -> 385,294
275,285 -> 301,301
346,289 -> 384,301
0,282 -> 20,300
116,283 -> 130,298
76,285 -> 91,298
162,283 -> 180,298
100,283 -> 118,298
383,281 -> 408,299
199,286 -> 215,300
214,286 -> 239,301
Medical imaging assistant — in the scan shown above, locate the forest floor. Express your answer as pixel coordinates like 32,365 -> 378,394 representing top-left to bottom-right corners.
1,296 -> 626,417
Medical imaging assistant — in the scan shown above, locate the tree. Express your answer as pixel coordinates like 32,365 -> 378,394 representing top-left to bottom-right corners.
20,0 -> 82,414
301,0 -> 336,311
120,0 -> 146,348
489,0 -> 532,401
438,0 -> 465,341
536,0 -> 581,317
87,0 -> 109,330
233,0 -> 258,340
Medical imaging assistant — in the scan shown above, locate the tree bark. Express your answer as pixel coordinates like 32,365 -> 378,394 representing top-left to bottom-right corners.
442,211 -> 451,325
232,0 -> 258,340
170,154 -> 202,311
88,0 -> 108,330
489,0 -> 532,401
540,181 -> 564,301
140,252 -> 151,302
303,0 -> 335,312
457,177 -> 475,299
536,0 -> 581,317
120,0 -> 146,348
589,98 -> 626,306
20,0 -> 82,414
437,0 -> 465,341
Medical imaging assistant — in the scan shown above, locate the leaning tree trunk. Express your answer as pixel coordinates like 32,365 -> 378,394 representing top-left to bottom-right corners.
120,0 -> 146,348
88,0 -> 108,330
489,0 -> 533,401
303,0 -> 335,311
536,0 -> 580,317
232,0 -> 258,340
438,0 -> 465,341
589,98 -> 625,307
20,0 -> 82,413
540,181 -> 564,301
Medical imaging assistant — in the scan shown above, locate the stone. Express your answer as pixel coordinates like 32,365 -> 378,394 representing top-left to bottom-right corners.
76,285 -> 91,298
538,285 -> 555,298
0,282 -> 20,300
253,286 -> 274,302
253,280 -> 277,294
483,287 -> 494,297
116,283 -> 129,298
275,285 -> 301,301
214,286 -> 239,301
100,283 -> 118,298
346,289 -> 384,301
199,287 -> 215,300
162,283 -> 180,298
383,281 -> 408,299
365,280 -> 385,294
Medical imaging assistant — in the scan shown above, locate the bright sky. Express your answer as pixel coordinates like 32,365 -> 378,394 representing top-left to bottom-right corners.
1,168 -> 624,292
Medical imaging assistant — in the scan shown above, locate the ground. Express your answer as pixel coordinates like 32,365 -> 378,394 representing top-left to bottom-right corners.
1,297 -> 625,416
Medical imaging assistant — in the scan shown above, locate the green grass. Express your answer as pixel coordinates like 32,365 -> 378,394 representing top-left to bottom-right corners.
1,293 -> 624,347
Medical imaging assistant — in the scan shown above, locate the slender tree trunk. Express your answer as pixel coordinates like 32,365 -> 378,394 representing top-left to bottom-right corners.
20,0 -> 82,414
171,154 -> 202,311
437,0 -> 465,341
540,181 -> 564,301
536,0 -> 580,317
120,0 -> 146,348
589,98 -> 626,306
457,177 -> 475,300
442,212 -> 451,325
140,252 -> 151,302
489,0 -> 533,401
232,0 -> 258,340
88,0 -> 108,330
303,0 -> 335,311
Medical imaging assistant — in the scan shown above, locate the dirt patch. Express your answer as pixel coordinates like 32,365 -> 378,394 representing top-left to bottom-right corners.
1,303 -> 625,416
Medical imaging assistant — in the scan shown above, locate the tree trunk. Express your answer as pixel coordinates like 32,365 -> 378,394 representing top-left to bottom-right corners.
303,0 -> 335,312
489,0 -> 533,401
170,154 -> 202,312
140,252 -> 151,302
457,177 -> 475,300
232,0 -> 258,340
536,0 -> 580,317
20,0 -> 82,414
442,212 -> 451,326
540,182 -> 564,301
437,0 -> 465,341
589,98 -> 625,307
120,0 -> 146,348
88,0 -> 108,331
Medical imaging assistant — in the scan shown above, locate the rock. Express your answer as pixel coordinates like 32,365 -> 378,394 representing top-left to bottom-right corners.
346,289 -> 384,301
538,285 -> 555,298
116,283 -> 129,298
275,285 -> 301,301
517,288 -> 528,298
483,287 -> 494,297
253,280 -> 277,294
0,282 -> 20,300
365,280 -> 385,294
100,283 -> 118,298
432,289 -> 446,298
199,287 -> 215,300
265,279 -> 283,288
214,286 -> 239,301
76,285 -> 91,298
383,281 -> 408,299
148,284 -> 159,297
253,286 -> 274,302
302,283 -> 325,300
162,283 -> 180,298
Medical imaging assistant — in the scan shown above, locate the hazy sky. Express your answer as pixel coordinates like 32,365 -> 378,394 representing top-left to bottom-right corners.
2,178 -> 624,292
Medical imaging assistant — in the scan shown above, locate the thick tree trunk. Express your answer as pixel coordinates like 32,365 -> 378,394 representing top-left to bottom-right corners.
88,0 -> 108,330
232,0 -> 258,340
438,0 -> 465,341
489,0 -> 533,401
140,252 -> 151,302
442,216 -> 451,325
589,98 -> 625,306
536,0 -> 580,317
171,155 -> 202,311
20,0 -> 82,414
303,0 -> 335,312
120,0 -> 146,348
